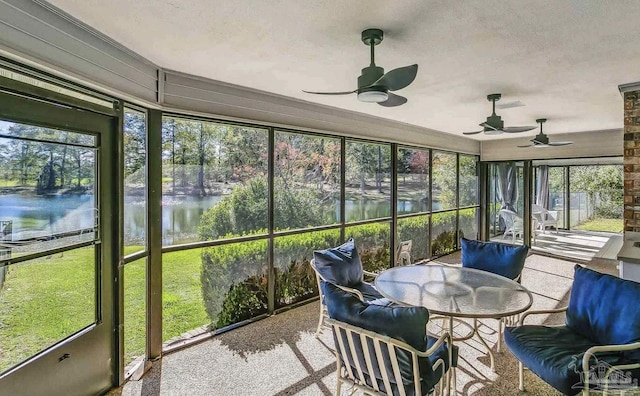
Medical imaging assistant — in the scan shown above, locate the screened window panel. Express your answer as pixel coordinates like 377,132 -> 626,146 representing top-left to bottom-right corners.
161,117 -> 268,245
397,147 -> 429,215
345,141 -> 391,222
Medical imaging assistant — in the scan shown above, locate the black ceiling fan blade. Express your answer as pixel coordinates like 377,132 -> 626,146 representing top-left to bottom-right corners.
548,141 -> 573,146
378,92 -> 407,107
463,130 -> 484,135
502,126 -> 537,133
302,89 -> 357,95
373,64 -> 418,91
518,144 -> 534,148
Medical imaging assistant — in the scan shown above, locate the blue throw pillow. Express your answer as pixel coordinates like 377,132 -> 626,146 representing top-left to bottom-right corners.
461,238 -> 528,280
313,238 -> 363,287
567,265 -> 640,359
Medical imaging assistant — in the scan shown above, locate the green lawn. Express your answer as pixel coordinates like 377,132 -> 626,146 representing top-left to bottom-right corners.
0,246 -> 209,372
0,247 -> 96,372
573,217 -> 623,233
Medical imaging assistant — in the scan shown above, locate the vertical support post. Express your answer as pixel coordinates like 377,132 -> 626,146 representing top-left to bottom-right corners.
455,153 -> 460,249
340,138 -> 346,242
267,127 -> 275,314
523,161 -> 532,246
565,166 -> 571,230
391,144 -> 398,267
428,149 -> 433,258
147,109 -> 163,360
623,89 -> 640,234
479,161 -> 488,241
114,101 -> 125,385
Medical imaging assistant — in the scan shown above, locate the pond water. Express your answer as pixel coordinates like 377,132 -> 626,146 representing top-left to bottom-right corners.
0,193 -> 440,246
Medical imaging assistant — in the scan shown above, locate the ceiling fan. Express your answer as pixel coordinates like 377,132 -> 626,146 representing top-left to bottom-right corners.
302,28 -> 417,107
463,94 -> 536,135
518,119 -> 573,148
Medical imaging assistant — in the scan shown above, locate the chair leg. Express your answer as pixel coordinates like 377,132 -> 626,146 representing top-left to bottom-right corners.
496,318 -> 503,353
335,362 -> 342,396
315,305 -> 325,338
518,361 -> 524,391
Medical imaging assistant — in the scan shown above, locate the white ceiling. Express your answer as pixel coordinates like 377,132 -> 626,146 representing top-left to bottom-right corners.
47,0 -> 640,140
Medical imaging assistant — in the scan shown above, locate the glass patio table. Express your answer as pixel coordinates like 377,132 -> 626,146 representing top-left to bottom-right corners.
375,264 -> 533,372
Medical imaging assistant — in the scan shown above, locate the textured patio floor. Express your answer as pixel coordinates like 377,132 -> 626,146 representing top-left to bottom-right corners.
491,229 -> 622,262
109,253 -> 618,396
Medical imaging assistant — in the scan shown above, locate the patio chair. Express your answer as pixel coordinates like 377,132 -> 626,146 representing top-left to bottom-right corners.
460,238 -> 528,352
504,265 -> 640,395
311,238 -> 389,338
498,209 -> 524,242
532,203 -> 559,234
323,281 -> 455,395
396,239 -> 412,266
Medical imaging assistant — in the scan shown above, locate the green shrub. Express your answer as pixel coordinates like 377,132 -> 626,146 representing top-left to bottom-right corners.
200,239 -> 269,328
273,229 -> 340,308
458,208 -> 478,241
431,211 -> 457,256
346,223 -> 391,273
397,215 -> 429,261
215,274 -> 268,328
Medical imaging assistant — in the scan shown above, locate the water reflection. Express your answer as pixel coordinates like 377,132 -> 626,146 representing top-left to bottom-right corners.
2,193 -> 442,247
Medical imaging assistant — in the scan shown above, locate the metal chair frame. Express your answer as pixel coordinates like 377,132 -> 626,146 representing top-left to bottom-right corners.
327,318 -> 452,396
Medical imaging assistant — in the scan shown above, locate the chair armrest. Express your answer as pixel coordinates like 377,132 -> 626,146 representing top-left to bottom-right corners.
363,270 -> 378,279
582,342 -> 640,390
422,329 -> 452,357
519,306 -> 568,325
333,283 -> 365,302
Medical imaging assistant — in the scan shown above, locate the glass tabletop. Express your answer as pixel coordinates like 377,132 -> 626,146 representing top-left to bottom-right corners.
374,264 -> 533,318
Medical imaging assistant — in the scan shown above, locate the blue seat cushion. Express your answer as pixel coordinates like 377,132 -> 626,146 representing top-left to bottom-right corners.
313,238 -> 363,287
567,265 -> 640,360
461,238 -> 528,280
323,282 -> 455,394
504,325 -> 639,395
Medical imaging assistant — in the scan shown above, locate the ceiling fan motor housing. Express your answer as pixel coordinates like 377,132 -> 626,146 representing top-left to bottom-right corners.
534,133 -> 549,145
358,65 -> 385,88
484,114 -> 504,134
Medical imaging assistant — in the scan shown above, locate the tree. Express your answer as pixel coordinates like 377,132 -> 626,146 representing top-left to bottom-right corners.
570,165 -> 622,218
346,142 -> 390,194
432,152 -> 457,208
197,177 -> 324,240
458,155 -> 477,206
123,110 -> 146,185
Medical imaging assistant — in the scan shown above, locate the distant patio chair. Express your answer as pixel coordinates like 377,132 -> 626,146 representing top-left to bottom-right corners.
532,203 -> 559,234
498,209 -> 523,242
396,239 -> 412,266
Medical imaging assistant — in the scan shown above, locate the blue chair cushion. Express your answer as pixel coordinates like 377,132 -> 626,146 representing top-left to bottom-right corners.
323,282 -> 455,394
313,238 -> 363,287
461,238 -> 528,280
567,265 -> 640,360
504,325 -> 639,395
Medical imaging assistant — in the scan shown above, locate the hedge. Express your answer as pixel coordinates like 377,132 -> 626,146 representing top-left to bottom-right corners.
201,209 -> 478,329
